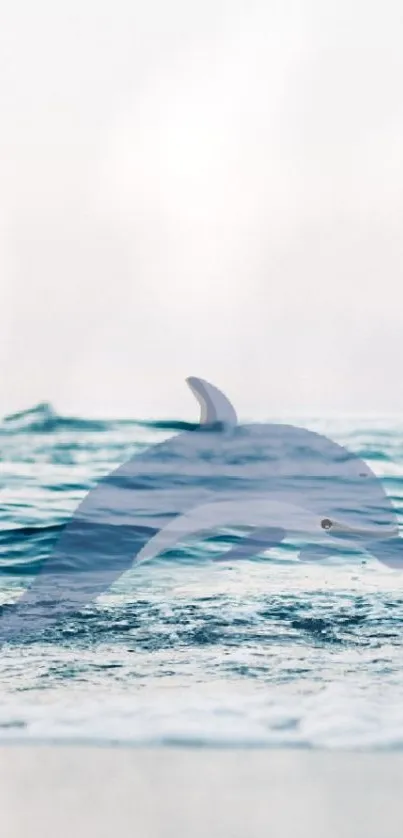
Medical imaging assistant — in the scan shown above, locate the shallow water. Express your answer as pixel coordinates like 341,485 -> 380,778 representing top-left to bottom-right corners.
1,405 -> 403,748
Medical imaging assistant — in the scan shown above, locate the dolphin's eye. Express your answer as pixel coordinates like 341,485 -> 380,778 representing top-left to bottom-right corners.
359,472 -> 368,478
321,518 -> 333,530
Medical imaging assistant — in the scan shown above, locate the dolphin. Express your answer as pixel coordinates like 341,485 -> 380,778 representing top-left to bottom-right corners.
1,377 -> 401,639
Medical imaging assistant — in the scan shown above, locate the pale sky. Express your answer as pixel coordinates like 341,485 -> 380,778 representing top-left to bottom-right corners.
0,1 -> 402,420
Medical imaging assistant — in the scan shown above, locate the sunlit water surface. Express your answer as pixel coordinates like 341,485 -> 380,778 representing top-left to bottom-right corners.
1,405 -> 403,748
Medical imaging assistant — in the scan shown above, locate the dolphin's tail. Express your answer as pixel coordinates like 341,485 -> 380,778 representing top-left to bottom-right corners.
0,377 -> 239,641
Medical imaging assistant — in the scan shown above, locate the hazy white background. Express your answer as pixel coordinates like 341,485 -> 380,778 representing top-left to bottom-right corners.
0,1 -> 402,420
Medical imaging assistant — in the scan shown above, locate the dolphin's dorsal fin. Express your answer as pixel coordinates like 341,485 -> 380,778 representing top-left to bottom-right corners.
186,377 -> 237,427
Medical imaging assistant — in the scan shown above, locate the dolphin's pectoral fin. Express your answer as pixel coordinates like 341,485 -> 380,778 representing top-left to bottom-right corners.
186,377 -> 237,427
216,526 -> 286,561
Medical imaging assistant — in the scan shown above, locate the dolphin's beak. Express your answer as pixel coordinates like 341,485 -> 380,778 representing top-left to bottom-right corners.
322,518 -> 403,569
321,518 -> 399,540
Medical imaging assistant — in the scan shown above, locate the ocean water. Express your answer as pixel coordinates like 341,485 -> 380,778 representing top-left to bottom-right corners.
1,403 -> 403,749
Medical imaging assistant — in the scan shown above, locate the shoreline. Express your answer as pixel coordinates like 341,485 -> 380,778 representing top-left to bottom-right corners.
1,746 -> 402,837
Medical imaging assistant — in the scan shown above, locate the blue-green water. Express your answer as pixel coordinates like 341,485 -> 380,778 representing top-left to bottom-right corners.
0,405 -> 403,748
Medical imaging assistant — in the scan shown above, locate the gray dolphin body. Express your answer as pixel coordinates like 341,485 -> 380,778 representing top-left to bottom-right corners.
1,378 -> 401,638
